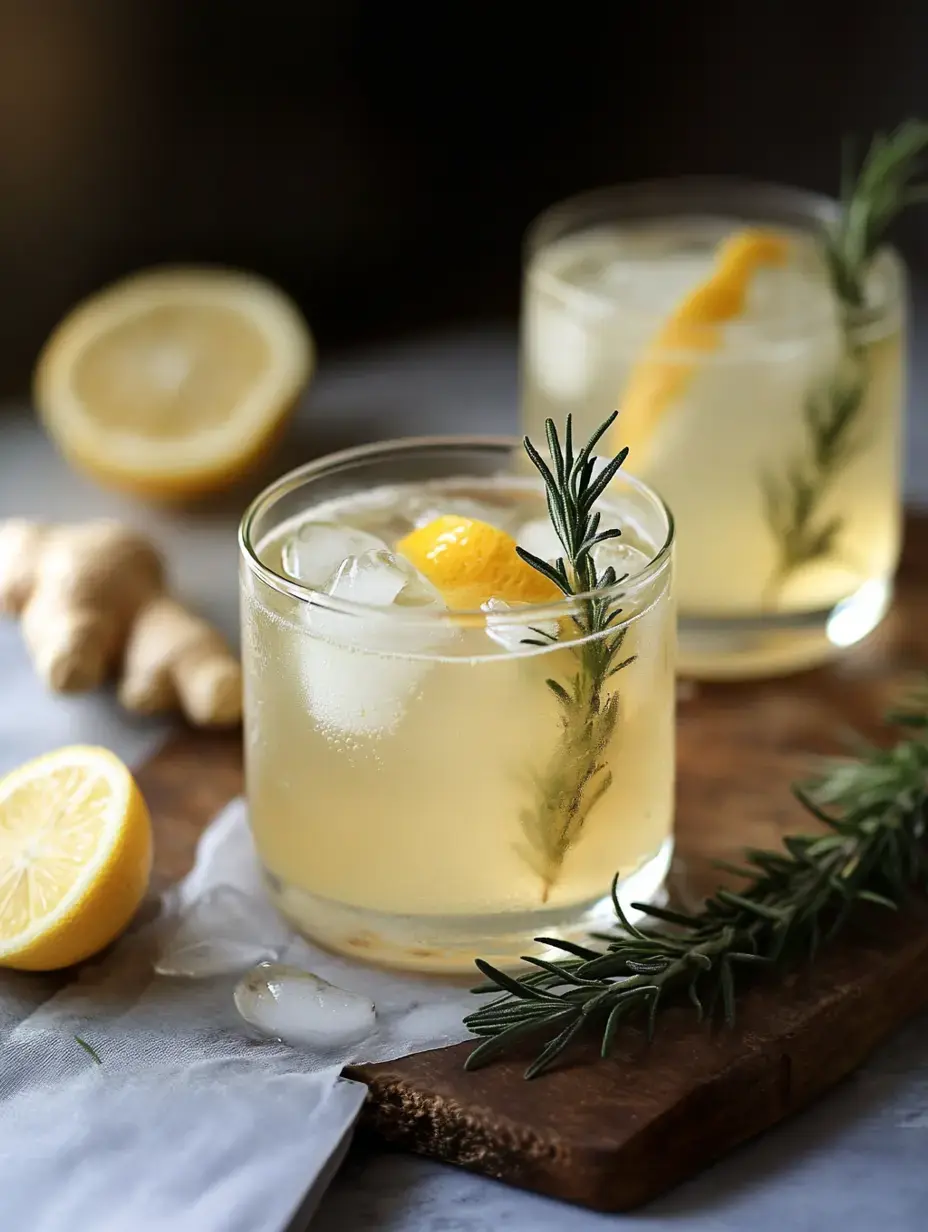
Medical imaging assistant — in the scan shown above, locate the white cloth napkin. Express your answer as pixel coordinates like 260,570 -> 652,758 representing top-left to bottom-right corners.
164,799 -> 479,1069
1,1055 -> 363,1232
0,790 -> 478,1232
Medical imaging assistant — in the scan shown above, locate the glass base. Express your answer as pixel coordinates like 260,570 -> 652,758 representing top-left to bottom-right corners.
263,837 -> 674,976
677,577 -> 892,681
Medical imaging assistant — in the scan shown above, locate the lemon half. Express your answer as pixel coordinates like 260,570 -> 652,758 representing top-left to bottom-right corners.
0,745 -> 152,971
35,267 -> 314,501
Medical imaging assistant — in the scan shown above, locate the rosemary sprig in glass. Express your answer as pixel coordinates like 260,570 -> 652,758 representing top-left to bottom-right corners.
465,691 -> 928,1078
763,120 -> 928,597
514,411 -> 638,901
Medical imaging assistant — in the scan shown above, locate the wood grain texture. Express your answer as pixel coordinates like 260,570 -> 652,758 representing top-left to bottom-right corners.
138,515 -> 928,1213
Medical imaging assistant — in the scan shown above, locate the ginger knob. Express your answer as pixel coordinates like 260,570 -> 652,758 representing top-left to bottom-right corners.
0,518 -> 242,727
120,596 -> 242,727
18,521 -> 163,692
0,520 -> 48,616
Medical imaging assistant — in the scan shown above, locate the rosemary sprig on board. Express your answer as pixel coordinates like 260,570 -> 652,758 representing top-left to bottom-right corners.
763,121 -> 928,597
515,412 -> 637,901
465,690 -> 928,1078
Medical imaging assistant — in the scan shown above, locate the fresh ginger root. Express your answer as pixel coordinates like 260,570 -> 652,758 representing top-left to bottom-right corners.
119,594 -> 241,726
0,518 -> 241,727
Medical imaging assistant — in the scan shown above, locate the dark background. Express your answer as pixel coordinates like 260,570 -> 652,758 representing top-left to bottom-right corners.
1,0 -> 927,395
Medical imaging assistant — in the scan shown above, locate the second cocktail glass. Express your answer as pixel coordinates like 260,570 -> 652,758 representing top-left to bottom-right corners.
522,179 -> 906,677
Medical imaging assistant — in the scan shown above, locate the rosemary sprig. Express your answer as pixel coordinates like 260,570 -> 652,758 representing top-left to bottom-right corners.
825,120 -> 928,309
465,689 -> 928,1078
761,362 -> 867,591
763,121 -> 928,596
515,412 -> 637,901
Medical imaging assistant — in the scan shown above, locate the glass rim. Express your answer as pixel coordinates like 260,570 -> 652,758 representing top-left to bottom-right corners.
524,174 -> 904,349
238,434 -> 675,627
525,174 -> 842,248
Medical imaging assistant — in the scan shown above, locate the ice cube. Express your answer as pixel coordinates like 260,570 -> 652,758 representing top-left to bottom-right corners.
525,299 -> 594,402
281,521 -> 387,587
517,510 -> 646,580
302,549 -> 455,737
325,548 -> 444,611
482,596 -> 559,654
326,549 -> 407,606
156,938 -> 274,979
597,252 -> 715,319
517,517 -> 564,564
154,885 -> 291,978
594,539 -> 652,580
234,961 -> 376,1051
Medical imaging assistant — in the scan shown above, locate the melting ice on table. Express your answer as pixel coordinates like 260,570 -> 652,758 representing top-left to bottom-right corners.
234,961 -> 376,1051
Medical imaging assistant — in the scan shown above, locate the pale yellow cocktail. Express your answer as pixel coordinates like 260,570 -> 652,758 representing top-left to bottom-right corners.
239,436 -> 674,973
523,181 -> 905,676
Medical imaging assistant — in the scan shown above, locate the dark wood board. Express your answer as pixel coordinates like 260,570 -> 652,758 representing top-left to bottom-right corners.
138,513 -> 928,1213
136,730 -> 243,893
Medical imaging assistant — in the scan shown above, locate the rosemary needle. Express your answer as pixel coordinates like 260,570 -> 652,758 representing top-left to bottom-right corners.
74,1035 -> 102,1065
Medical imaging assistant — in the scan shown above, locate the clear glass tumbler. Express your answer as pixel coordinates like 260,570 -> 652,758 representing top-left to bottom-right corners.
239,437 -> 675,973
522,179 -> 906,678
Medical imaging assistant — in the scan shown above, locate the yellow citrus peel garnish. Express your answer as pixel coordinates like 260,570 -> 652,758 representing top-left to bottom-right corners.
614,229 -> 791,463
396,515 -> 561,609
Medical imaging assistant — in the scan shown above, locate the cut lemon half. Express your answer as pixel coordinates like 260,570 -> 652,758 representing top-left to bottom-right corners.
614,229 -> 790,464
35,267 -> 314,501
0,746 -> 152,971
397,515 -> 562,608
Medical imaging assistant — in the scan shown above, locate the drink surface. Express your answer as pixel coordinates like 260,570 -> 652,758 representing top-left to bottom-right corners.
523,220 -> 904,627
242,475 -> 674,969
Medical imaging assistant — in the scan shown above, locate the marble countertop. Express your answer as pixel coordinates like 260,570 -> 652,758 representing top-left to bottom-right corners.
2,324 -> 928,1230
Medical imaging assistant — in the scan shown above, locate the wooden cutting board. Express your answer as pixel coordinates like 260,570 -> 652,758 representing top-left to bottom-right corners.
136,513 -> 928,1213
